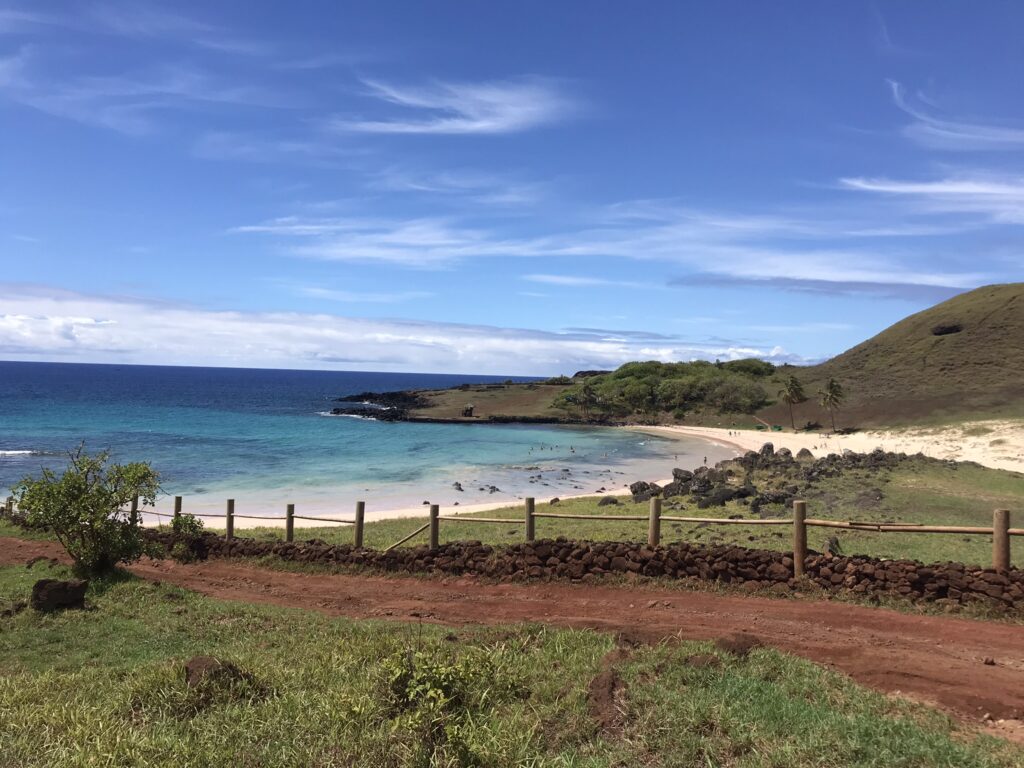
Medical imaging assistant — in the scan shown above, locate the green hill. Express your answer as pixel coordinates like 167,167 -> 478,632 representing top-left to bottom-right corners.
765,283 -> 1024,427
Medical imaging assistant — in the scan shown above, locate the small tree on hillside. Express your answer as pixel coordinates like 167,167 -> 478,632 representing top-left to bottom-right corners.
575,379 -> 599,420
15,446 -> 161,575
818,378 -> 845,432
778,375 -> 808,430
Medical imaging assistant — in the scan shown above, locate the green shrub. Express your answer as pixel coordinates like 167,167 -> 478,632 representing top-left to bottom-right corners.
379,648 -> 523,765
169,513 -> 204,563
14,447 -> 161,575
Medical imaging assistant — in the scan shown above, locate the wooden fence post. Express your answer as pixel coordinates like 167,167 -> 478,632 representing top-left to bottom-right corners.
286,503 -> 295,543
429,504 -> 440,549
354,501 -> 366,548
173,496 -> 182,524
5,496 -> 13,515
130,495 -> 139,526
993,508 -> 1010,572
792,500 -> 807,578
525,497 -> 535,542
648,496 -> 662,547
226,499 -> 235,541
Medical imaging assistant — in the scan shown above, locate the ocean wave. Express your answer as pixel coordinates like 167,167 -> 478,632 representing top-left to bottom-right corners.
0,449 -> 48,456
317,411 -> 375,420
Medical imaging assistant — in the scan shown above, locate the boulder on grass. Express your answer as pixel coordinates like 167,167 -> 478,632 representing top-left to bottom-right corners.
629,481 -> 662,503
597,496 -> 619,506
30,579 -> 87,612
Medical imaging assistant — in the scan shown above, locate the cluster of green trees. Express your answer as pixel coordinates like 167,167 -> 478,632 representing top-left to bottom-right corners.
553,360 -> 775,421
553,360 -> 848,427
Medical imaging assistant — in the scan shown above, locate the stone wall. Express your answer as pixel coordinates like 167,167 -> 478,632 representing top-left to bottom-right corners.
152,532 -> 1024,611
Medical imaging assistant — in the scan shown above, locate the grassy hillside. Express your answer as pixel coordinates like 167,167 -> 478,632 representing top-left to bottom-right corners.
765,283 -> 1024,427
407,380 -> 573,421
356,283 -> 1024,429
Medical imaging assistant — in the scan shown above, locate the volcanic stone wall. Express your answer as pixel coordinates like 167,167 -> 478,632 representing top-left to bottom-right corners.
156,532 -> 1024,611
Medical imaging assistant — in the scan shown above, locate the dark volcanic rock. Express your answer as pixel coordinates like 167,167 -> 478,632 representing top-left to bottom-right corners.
330,389 -> 432,421
629,481 -> 662,503
30,579 -> 87,612
597,496 -> 619,506
139,529 -> 1024,612
334,390 -> 430,408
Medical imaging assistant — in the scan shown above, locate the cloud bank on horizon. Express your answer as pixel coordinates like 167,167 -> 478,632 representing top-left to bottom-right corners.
1,2 -> 1022,374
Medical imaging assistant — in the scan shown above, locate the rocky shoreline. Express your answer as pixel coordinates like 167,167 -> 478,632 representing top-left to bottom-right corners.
623,442 -> 927,513
328,388 -> 576,425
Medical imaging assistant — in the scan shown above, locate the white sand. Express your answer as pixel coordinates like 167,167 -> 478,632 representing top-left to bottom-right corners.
633,420 -> 1024,475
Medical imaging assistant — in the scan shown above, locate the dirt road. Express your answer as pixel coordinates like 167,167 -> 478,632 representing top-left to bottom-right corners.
5,536 -> 1023,727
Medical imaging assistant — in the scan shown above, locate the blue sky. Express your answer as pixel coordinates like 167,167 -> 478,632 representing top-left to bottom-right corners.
1,2 -> 1022,374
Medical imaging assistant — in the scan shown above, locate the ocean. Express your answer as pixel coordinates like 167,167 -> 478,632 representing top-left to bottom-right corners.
0,362 -> 733,521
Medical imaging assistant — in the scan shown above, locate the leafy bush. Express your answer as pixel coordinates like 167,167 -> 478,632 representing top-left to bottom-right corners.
170,513 -> 205,563
380,648 -> 523,765
14,447 -> 161,575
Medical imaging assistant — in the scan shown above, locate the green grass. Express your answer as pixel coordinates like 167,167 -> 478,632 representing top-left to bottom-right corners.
0,563 -> 1019,767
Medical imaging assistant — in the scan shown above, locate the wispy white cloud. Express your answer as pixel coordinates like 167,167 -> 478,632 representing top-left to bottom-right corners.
0,2 -> 272,56
523,274 -> 614,287
232,201 -> 989,291
331,77 -> 575,135
0,47 -> 291,134
296,286 -> 433,304
193,131 -> 361,165
888,80 -> 1024,150
0,285 -> 805,374
522,274 -> 657,290
840,173 -> 1024,224
0,8 -> 63,33
370,167 -> 545,206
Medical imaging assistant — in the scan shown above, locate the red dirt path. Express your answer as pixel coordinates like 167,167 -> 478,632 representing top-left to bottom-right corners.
5,536 -> 1024,730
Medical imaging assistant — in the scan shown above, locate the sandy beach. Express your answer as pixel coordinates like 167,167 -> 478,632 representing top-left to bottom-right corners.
634,420 -> 1024,475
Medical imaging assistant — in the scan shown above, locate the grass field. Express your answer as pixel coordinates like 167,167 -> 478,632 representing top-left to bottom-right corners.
1,563 -> 1020,767
152,458 -> 1024,570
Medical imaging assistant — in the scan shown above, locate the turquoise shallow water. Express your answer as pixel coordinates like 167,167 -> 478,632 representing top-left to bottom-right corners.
0,362 -> 727,517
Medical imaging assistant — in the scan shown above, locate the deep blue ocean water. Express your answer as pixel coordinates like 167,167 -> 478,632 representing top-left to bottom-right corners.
0,362 -> 716,517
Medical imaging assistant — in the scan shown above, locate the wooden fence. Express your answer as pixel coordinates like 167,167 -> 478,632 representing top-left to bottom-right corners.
4,494 -> 1020,573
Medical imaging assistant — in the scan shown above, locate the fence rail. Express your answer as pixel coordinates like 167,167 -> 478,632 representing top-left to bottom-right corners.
4,492 -> 1018,575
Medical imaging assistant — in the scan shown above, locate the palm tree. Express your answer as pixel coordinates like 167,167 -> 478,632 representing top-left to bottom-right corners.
778,375 -> 807,430
818,378 -> 845,432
